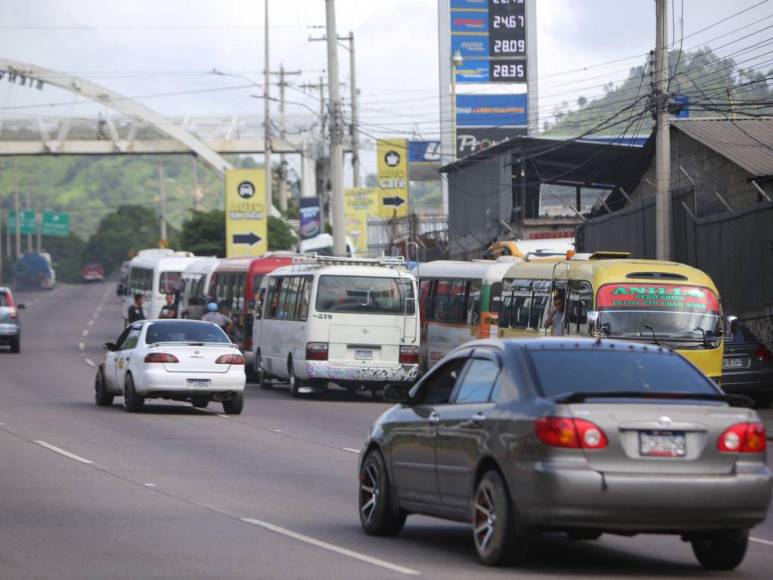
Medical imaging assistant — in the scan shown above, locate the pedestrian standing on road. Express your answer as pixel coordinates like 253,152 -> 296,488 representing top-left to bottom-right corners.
159,293 -> 177,319
127,293 -> 145,324
202,301 -> 234,336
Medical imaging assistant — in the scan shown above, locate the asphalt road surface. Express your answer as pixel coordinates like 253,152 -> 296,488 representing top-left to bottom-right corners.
2,282 -> 773,579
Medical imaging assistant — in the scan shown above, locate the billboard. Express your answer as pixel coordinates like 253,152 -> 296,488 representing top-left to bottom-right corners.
299,198 -> 322,240
456,93 -> 527,127
377,138 -> 409,218
457,127 -> 521,158
225,168 -> 268,258
344,188 -> 378,255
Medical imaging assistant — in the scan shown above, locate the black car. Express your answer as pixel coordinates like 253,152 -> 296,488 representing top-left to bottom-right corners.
722,323 -> 773,408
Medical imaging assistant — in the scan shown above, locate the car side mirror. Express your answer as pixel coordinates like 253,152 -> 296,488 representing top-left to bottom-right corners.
104,342 -> 118,352
16,304 -> 26,310
725,315 -> 739,338
384,384 -> 411,405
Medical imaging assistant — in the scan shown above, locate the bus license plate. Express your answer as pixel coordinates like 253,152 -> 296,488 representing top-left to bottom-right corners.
639,431 -> 686,457
187,379 -> 211,389
355,350 -> 373,361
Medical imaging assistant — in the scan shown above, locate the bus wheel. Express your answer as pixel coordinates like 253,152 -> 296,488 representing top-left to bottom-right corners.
256,351 -> 271,390
288,361 -> 302,398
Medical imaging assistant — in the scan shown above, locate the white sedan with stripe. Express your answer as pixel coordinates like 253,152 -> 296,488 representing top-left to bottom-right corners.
94,319 -> 246,414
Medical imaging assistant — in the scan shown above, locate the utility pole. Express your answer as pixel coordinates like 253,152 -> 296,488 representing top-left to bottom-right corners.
325,0 -> 345,256
274,64 -> 302,213
36,209 -> 41,253
300,76 -> 330,227
192,156 -> 200,212
654,0 -> 671,260
264,0 -> 273,217
344,33 -> 360,187
159,163 -> 168,247
13,190 -> 20,259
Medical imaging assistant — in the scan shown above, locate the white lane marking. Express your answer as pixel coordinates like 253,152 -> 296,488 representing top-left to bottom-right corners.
84,358 -> 96,368
241,518 -> 419,576
751,536 -> 773,547
34,440 -> 94,465
217,414 -> 230,419
0,422 -> 5,426
78,342 -> 85,351
342,448 -> 360,454
144,483 -> 156,487
96,307 -> 102,314
82,329 -> 89,337
88,319 -> 94,327
272,429 -> 282,433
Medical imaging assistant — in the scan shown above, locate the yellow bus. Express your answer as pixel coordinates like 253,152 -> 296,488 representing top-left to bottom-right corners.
498,253 -> 728,382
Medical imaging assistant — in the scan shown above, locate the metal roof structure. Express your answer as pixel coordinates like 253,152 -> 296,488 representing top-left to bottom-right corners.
671,118 -> 773,178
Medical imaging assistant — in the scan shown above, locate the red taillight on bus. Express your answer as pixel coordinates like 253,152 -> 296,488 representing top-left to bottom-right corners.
755,345 -> 772,363
399,345 -> 419,365
717,422 -> 766,453
215,354 -> 245,365
144,353 -> 179,363
535,417 -> 608,449
306,342 -> 328,361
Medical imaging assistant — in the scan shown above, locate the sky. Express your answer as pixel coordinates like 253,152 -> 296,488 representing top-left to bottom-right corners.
0,0 -> 771,178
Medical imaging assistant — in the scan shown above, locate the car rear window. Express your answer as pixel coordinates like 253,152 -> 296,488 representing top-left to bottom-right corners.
527,348 -> 718,397
0,292 -> 10,307
145,322 -> 230,345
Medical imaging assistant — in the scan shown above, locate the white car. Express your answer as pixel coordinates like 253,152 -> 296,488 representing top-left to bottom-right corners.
94,319 -> 246,414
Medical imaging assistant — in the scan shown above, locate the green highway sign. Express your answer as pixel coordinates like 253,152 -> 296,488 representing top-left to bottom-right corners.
41,211 -> 70,237
6,210 -> 36,235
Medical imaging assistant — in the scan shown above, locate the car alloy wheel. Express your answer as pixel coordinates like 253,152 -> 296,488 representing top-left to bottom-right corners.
473,470 -> 530,566
123,375 -> 144,413
358,451 -> 406,536
474,479 -> 498,554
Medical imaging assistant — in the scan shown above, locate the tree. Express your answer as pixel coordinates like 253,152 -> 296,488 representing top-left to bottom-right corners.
180,210 -> 225,257
84,205 -> 170,273
268,216 -> 296,251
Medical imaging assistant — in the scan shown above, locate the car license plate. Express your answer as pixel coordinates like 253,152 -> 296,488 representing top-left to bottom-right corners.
723,357 -> 749,369
639,430 -> 686,457
187,379 -> 211,389
355,350 -> 373,361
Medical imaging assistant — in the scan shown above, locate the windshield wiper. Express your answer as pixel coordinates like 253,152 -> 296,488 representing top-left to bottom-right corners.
640,324 -> 660,346
555,391 -> 754,408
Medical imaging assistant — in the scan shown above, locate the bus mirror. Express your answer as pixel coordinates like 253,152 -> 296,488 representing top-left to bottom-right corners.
586,310 -> 599,334
725,315 -> 738,338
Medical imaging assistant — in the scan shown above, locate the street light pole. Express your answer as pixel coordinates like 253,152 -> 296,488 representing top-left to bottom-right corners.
450,51 -> 463,162
654,0 -> 671,260
325,0 -> 346,256
264,0 -> 273,216
159,163 -> 168,247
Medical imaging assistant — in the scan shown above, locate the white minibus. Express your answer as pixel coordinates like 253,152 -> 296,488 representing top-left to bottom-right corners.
123,250 -> 198,321
252,255 -> 419,397
178,257 -> 219,320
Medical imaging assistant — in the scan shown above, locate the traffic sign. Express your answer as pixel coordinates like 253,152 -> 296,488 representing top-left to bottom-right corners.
225,168 -> 268,258
382,196 -> 406,208
377,139 -> 409,218
6,210 -> 36,235
41,211 -> 70,237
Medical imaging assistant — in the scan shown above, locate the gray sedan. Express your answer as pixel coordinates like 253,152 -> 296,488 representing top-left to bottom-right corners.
358,338 -> 772,570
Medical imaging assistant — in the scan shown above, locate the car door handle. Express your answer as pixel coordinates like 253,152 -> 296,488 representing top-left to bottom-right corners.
461,412 -> 486,429
427,412 -> 440,425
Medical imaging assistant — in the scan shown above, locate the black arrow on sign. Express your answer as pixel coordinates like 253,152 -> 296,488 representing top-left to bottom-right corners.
383,196 -> 406,207
233,232 -> 262,246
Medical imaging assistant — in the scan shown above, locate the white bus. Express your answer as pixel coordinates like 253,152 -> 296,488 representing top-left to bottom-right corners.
178,257 -> 220,320
299,233 -> 357,257
252,255 -> 420,397
123,250 -> 198,321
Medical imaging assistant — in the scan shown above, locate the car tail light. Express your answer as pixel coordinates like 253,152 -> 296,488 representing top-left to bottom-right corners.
144,353 -> 179,363
216,353 -> 245,365
8,307 -> 17,320
717,422 -> 766,453
399,345 -> 419,365
306,342 -> 328,361
755,344 -> 771,363
535,417 -> 608,449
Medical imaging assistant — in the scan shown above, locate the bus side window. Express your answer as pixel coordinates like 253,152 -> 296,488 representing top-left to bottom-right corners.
434,280 -> 451,322
268,278 -> 283,318
467,280 -> 481,325
447,280 -> 468,323
419,280 -> 433,320
566,281 -> 593,335
297,277 -> 312,321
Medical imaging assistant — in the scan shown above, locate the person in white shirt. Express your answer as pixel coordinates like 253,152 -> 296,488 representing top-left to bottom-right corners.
545,292 -> 565,336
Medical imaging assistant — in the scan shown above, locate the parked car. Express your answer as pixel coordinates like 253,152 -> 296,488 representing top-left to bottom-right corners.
358,338 -> 772,570
81,263 -> 105,283
0,287 -> 25,353
94,319 -> 246,414
722,322 -> 773,408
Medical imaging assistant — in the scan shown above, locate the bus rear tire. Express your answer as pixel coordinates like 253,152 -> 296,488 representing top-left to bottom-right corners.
288,362 -> 303,398
256,351 -> 271,390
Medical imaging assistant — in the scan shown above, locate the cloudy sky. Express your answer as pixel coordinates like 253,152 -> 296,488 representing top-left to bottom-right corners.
0,0 -> 770,174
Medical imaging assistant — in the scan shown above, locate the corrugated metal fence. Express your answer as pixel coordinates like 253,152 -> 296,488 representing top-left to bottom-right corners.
577,199 -> 773,314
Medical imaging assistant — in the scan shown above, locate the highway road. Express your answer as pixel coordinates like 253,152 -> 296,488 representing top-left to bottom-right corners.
2,282 -> 773,579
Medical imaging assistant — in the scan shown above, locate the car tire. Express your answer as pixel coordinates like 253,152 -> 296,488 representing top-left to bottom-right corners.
359,450 -> 406,536
123,374 -> 145,413
691,531 -> 749,571
10,337 -> 20,354
94,368 -> 114,407
192,397 -> 209,409
473,470 -> 531,567
256,351 -> 271,390
222,392 -> 244,415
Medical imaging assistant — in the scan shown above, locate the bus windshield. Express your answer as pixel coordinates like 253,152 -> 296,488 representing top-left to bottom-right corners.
316,276 -> 415,315
595,283 -> 721,344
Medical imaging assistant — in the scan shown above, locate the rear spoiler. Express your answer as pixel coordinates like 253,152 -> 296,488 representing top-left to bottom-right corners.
554,391 -> 754,408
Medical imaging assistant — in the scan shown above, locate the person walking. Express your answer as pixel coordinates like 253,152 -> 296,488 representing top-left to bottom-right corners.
127,293 -> 146,324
